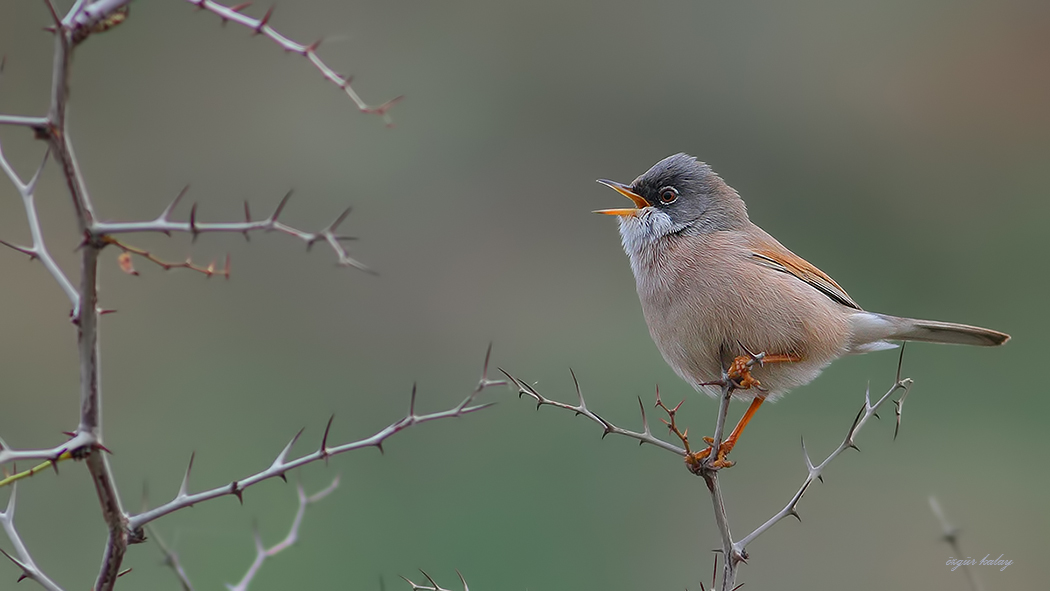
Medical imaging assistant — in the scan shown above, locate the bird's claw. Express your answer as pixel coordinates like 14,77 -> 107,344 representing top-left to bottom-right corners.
685,437 -> 736,473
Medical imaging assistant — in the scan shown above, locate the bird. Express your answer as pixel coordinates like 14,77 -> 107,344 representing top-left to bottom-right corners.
596,153 -> 1009,467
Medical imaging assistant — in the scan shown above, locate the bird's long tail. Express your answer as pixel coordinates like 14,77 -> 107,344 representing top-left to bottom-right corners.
850,312 -> 1010,350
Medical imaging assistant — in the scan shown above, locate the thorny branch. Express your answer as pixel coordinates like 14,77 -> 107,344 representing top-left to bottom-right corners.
183,0 -> 403,124
504,346 -> 914,591
733,350 -> 913,555
499,368 -> 687,456
0,1 -> 404,589
129,348 -> 503,534
93,189 -> 372,273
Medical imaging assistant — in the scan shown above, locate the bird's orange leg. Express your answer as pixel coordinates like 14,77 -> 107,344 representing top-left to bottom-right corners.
692,351 -> 802,469
702,395 -> 765,468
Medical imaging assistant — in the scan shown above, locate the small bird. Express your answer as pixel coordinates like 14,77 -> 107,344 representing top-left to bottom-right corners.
596,153 -> 1009,467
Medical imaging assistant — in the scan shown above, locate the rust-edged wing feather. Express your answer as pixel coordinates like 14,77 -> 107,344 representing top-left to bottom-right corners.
750,248 -> 861,310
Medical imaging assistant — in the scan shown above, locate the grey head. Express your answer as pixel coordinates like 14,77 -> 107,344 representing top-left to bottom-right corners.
596,153 -> 748,240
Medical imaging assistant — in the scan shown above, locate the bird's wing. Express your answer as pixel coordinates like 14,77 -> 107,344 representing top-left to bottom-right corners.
750,248 -> 861,310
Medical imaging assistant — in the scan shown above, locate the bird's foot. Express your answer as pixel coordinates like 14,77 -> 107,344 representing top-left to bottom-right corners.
727,355 -> 764,390
686,437 -> 737,472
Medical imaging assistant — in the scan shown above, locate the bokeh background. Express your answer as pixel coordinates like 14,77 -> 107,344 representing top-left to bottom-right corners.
1,1 -> 1047,589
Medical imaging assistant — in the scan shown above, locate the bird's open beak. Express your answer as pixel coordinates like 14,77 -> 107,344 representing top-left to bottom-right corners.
594,179 -> 650,217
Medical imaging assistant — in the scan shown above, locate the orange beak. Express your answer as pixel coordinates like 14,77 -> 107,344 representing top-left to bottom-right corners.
594,179 -> 650,217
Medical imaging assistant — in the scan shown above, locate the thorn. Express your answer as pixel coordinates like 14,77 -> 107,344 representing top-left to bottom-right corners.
189,203 -> 199,242
893,399 -> 903,441
305,38 -> 322,54
230,481 -> 243,504
409,382 -> 417,417
339,74 -> 354,89
160,185 -> 189,221
0,239 -> 36,258
637,397 -> 653,441
895,342 -> 907,384
117,567 -> 132,577
320,414 -> 334,459
255,5 -> 274,33
273,427 -> 304,473
329,206 -> 352,232
789,509 -> 801,522
230,1 -> 251,12
482,342 -> 493,383
94,442 -> 113,455
178,452 -> 195,497
421,570 -> 439,588
272,190 -> 292,221
243,200 -> 252,241
366,95 -> 405,117
569,368 -> 584,409
61,431 -> 76,437
223,253 -> 231,279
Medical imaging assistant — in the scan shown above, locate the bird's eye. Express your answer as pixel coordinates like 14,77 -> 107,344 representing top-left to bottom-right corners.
659,187 -> 678,204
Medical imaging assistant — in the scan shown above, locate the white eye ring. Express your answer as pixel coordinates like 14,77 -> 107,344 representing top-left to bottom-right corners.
658,187 -> 678,204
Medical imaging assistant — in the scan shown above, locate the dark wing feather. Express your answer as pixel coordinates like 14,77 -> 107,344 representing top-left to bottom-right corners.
750,249 -> 861,310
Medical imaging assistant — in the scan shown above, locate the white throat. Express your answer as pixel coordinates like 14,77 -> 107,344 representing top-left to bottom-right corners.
616,208 -> 676,281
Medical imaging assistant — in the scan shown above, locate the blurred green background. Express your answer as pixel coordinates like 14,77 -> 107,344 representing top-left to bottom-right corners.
1,1 -> 1047,589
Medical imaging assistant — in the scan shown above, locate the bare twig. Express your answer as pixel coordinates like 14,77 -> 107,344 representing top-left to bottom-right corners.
0,485 -> 65,591
106,236 -> 232,279
181,0 -> 403,125
226,477 -> 339,591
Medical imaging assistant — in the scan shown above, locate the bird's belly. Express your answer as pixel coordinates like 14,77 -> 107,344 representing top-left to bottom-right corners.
638,267 -> 850,401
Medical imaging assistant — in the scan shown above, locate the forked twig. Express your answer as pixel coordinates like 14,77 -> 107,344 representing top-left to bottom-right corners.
226,477 -> 340,591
